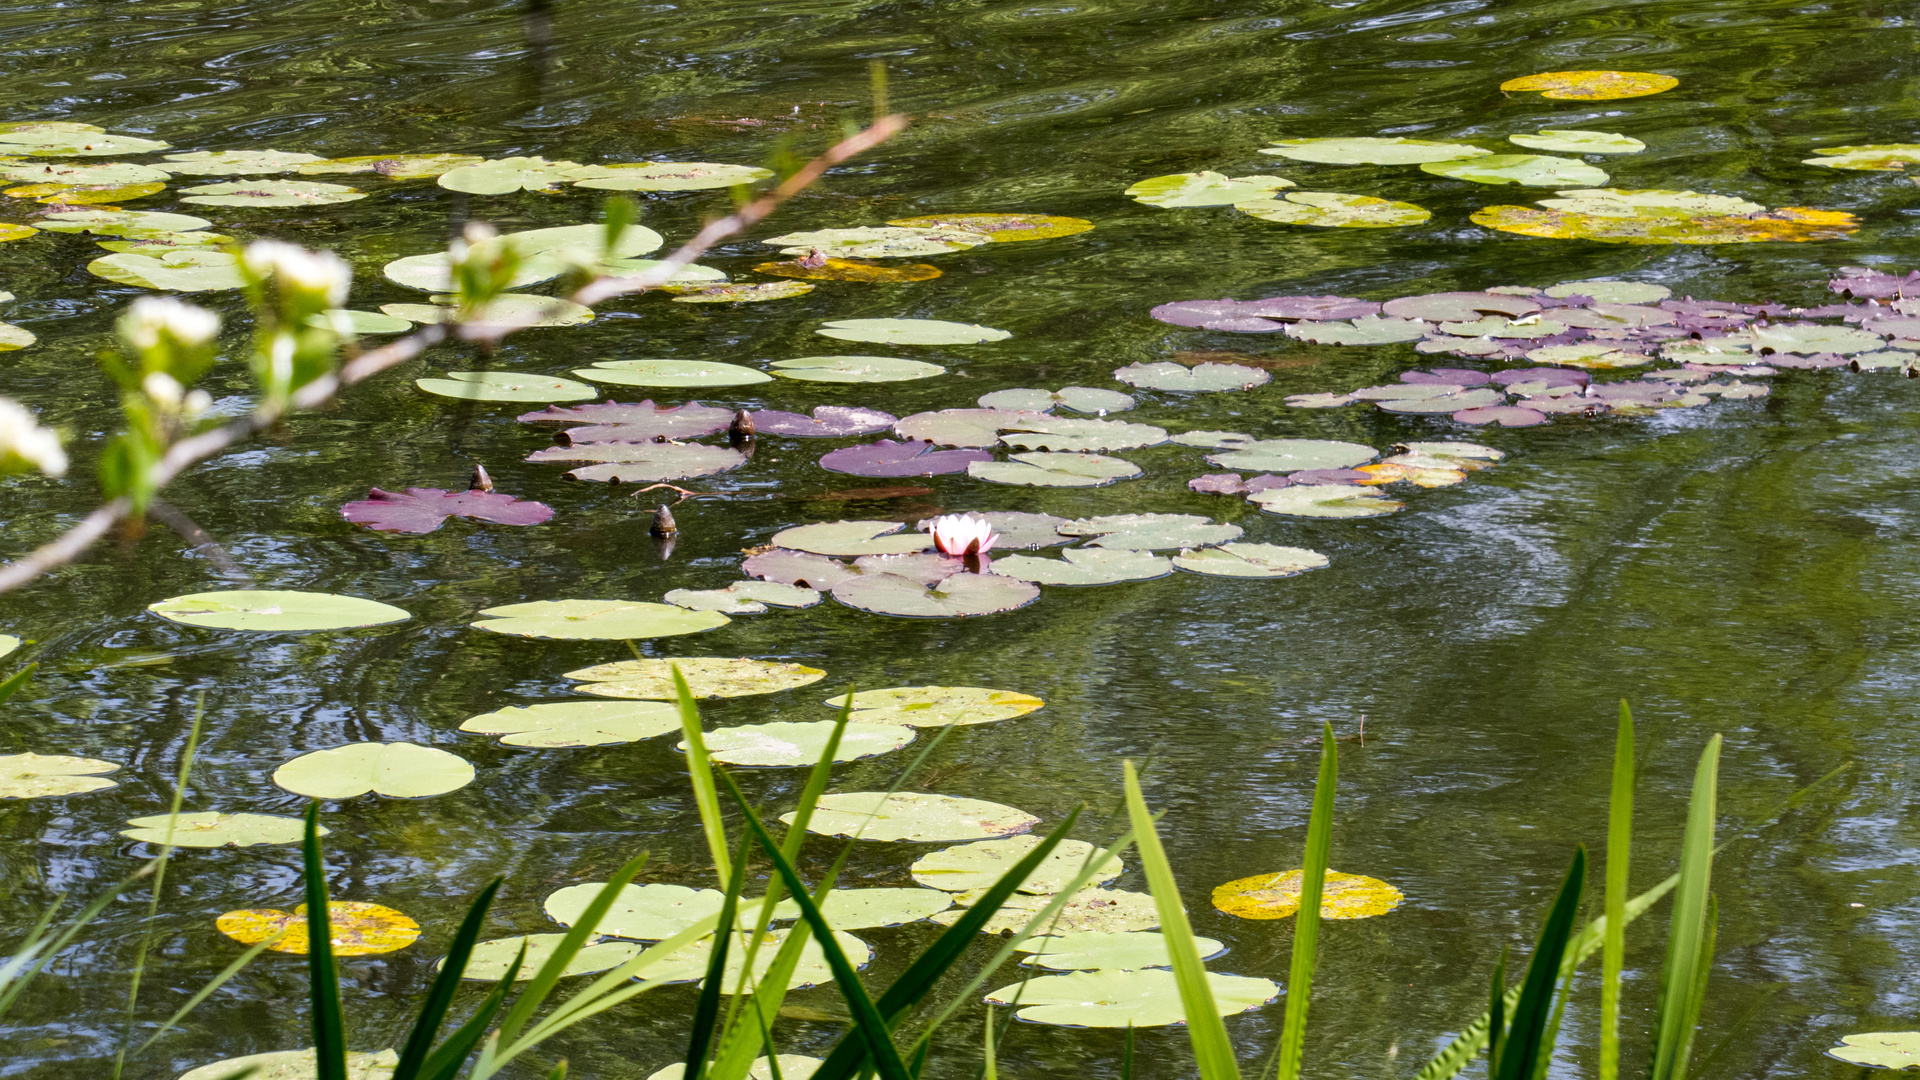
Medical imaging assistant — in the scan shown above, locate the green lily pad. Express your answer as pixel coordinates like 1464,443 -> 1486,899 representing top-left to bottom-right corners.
1112,361 -> 1269,392
437,155 -> 594,194
999,416 -> 1168,453
1749,324 -> 1884,355
1827,1032 -> 1920,1069
0,124 -> 168,157
771,520 -> 932,557
123,811 -> 320,848
95,230 -> 228,252
893,408 -> 1049,447
0,323 -> 35,350
1061,513 -> 1243,550
160,150 -> 325,175
1170,430 -> 1256,449
0,223 -> 31,243
885,213 -> 1092,242
1173,543 -> 1330,578
453,933 -> 645,981
977,386 -> 1135,413
459,700 -> 683,747
1250,484 -> 1404,518
179,180 -> 365,207
0,753 -> 119,799
648,1057 -> 822,1080
665,581 -> 822,614
148,590 -> 410,632
770,356 -> 946,383
88,249 -> 245,292
985,968 -> 1277,1027
546,882 -> 725,940
1535,188 -> 1767,217
831,570 -> 1040,617
1421,154 -> 1609,186
1543,279 -> 1671,303
991,548 -> 1173,586
566,657 -> 827,700
911,835 -> 1123,894
1235,192 -> 1432,228
1286,315 -> 1428,345
385,223 -> 663,291
784,791 -> 1040,842
822,686 -> 1046,726
968,452 -> 1141,487
1508,129 -> 1645,155
416,370 -> 598,403
298,153 -> 486,178
765,226 -> 990,258
692,720 -> 917,766
932,888 -> 1161,935
0,635 -> 16,658
471,599 -> 729,640
574,359 -> 772,388
1377,386 -> 1507,413
1,161 -> 169,184
667,281 -> 815,303
574,162 -> 773,191
1260,137 -> 1491,165
1125,171 -> 1296,207
1804,145 -> 1920,172
1525,343 -> 1650,368
304,309 -> 410,335
643,928 -> 870,992
529,442 -> 747,484
769,887 -> 954,928
273,741 -> 474,799
816,318 -> 1011,345
1019,930 -> 1225,970
8,179 -> 167,204
601,258 -> 727,284
1207,438 -> 1376,472
176,1049 -> 398,1080
35,208 -> 211,235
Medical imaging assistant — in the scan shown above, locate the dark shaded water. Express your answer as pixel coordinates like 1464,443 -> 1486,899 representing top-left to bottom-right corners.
0,0 -> 1917,1077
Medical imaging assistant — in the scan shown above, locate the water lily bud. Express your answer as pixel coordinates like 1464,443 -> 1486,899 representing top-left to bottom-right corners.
118,295 -> 220,354
651,504 -> 678,538
0,397 -> 66,477
469,463 -> 494,492
243,239 -> 351,308
141,371 -> 184,409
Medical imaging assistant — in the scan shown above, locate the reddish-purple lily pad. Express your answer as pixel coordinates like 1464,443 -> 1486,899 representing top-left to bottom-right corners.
1149,296 -> 1382,331
750,406 -> 898,438
820,439 -> 994,477
1188,473 -> 1290,495
517,399 -> 734,440
1454,405 -> 1548,427
1401,368 -> 1491,386
743,549 -> 857,589
1382,292 -> 1541,322
1829,267 -> 1920,299
1490,367 -> 1590,388
1286,468 -> 1370,485
341,487 -> 554,534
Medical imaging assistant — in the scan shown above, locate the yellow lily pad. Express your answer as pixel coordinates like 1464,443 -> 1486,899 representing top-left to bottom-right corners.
1211,869 -> 1404,920
216,900 -> 420,955
1499,70 -> 1678,100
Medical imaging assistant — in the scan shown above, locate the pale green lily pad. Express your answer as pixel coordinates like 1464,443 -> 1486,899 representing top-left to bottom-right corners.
1250,484 -> 1403,518
1019,930 -> 1225,970
176,1049 -> 398,1080
96,230 -> 229,252
160,150 -> 325,175
179,179 -> 365,207
1,132 -> 168,157
124,811 -> 319,848
816,318 -> 1011,345
574,161 -> 774,191
575,359 -> 772,388
0,161 -> 169,185
985,968 -> 1277,1027
977,386 -> 1135,413
416,370 -> 598,403
459,700 -> 682,747
0,223 -> 32,243
601,258 -> 727,284
385,223 -> 662,291
968,452 -> 1141,487
149,590 -> 410,632
1749,324 -> 1884,355
1112,361 -> 1269,392
471,599 -> 729,640
1235,192 -> 1431,228
1421,154 -> 1609,186
649,1056 -> 822,1080
643,928 -> 870,992
1287,315 -> 1428,345
765,226 -> 989,258
911,835 -> 1123,894
1170,430 -> 1255,449
438,155 -> 593,194
273,741 -> 474,799
1260,137 -> 1491,165
770,888 -> 953,928
666,581 -> 821,614
1804,146 -> 1920,172
1377,386 -> 1507,413
1827,1032 -> 1920,1069
528,443 -> 746,484
991,548 -> 1173,586
786,791 -> 1040,842
771,520 -> 932,557
1207,438 -> 1376,472
998,416 -> 1168,453
546,882 -> 724,940
1535,188 -> 1766,217
0,635 -> 17,658
1526,343 -> 1649,369
1173,543 -> 1330,578
0,753 -> 119,799
88,249 -> 245,292
823,686 -> 1045,727
1394,441 -> 1505,464
1062,513 -> 1243,550
34,208 -> 211,235
831,571 -> 1040,618
1509,129 -> 1646,155
7,179 -> 166,204
298,153 -> 486,178
1544,279 -> 1671,303
932,888 -> 1160,935
1125,171 -> 1296,207
668,281 -> 815,303
893,408 -> 1048,447
307,309 -> 412,335
770,356 -> 945,383
566,657 -> 827,700
691,720 -> 916,767
452,934 -> 643,981
0,323 -> 35,350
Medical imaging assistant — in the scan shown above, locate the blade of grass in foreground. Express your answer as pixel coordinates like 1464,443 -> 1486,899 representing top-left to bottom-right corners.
1490,848 -> 1585,1080
685,832 -> 753,1080
673,665 -> 732,885
1598,702 -> 1634,1080
303,804 -> 347,1080
1648,736 -> 1720,1080
1275,724 -> 1337,1080
391,877 -> 504,1078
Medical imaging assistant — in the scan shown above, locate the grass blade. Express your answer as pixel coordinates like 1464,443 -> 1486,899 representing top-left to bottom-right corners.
495,852 -> 649,1049
1599,702 -> 1634,1080
116,698 -> 205,1077
1486,948 -> 1507,1072
674,664 -> 732,885
424,945 -> 526,1080
685,832 -> 754,1080
303,804 -> 347,1080
0,662 -> 35,707
133,928 -> 289,1055
393,877 -> 504,1079
1648,736 -> 1720,1080
1491,847 -> 1586,1080
982,1005 -> 998,1080
1276,724 -> 1337,1080
502,914 -> 721,1055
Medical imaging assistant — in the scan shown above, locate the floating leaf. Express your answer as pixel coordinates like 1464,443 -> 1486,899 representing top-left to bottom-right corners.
1061,513 -> 1242,550
1453,405 -> 1551,426
765,226 -> 989,258
693,720 -> 916,766
1538,188 -> 1766,217
741,549 -> 859,590
1187,472 -> 1288,495
752,405 -> 896,437
819,439 -> 992,477
665,581 -> 822,614
771,520 -> 932,557
0,222 -> 36,243
459,700 -> 682,747
573,359 -> 772,388
1749,323 -> 1883,355
1151,295 -> 1381,331
1236,192 -> 1431,228
603,258 -> 726,284
978,386 -> 1134,413
894,408 -> 1048,447
520,398 -> 733,436
0,323 -> 35,350
1421,154 -> 1608,186
1509,129 -> 1646,155
1207,438 -> 1376,472
0,635 -> 16,658
648,1057 -> 822,1080
938,889 -> 1161,935
1376,386 -> 1506,413
1112,361 -> 1269,392
179,179 -> 365,207
1525,343 -> 1651,369
913,835 -> 1122,894
826,685 -> 1045,727
999,416 -> 1168,453
770,355 -> 946,383
1019,930 -> 1225,971
546,882 -> 724,940
987,968 -> 1277,1027
35,207 -> 210,235
992,548 -> 1173,586
0,125 -> 167,157
643,929 -> 870,992
297,153 -> 486,178
924,510 -> 1073,550
1250,484 -> 1403,518
1500,70 -> 1678,100
969,452 -> 1142,487
1126,171 -> 1296,207
755,257 -> 940,283
884,213 -> 1093,242
0,753 -> 118,799
454,934 -> 645,981
1474,193 -> 1858,243
1173,543 -> 1329,578
472,599 -> 729,640
668,281 -> 815,303
396,292 -> 599,327
1382,291 -> 1540,321
416,370 -> 598,403
1388,441 -> 1505,468
769,888 -> 953,928
1826,1032 -> 1920,1069
385,222 -> 663,291
88,249 -> 245,292
7,180 -> 165,205
831,571 -> 1041,617
785,791 -> 1040,842
176,1050 -> 398,1080
1171,431 -> 1255,450
437,155 -> 594,194
273,742 -> 473,800
1211,869 -> 1404,919
567,657 -> 826,699
341,487 -> 553,534
149,590 -> 410,632
1804,145 -> 1920,172
1286,315 -> 1428,345
96,229 -> 228,252
122,811 -> 318,848
217,901 -> 419,955
160,150 -> 325,175
1259,137 -> 1491,165
816,317 -> 1011,345
308,309 -> 412,335
1356,461 -> 1466,486
573,161 -> 774,191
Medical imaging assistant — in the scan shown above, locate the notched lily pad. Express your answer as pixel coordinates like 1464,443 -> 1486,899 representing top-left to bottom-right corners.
566,657 -> 827,700
770,356 -> 946,383
546,882 -> 724,940
665,581 -> 822,614
573,359 -> 773,388
272,741 -> 474,800
520,399 -> 732,436
1260,137 -> 1491,165
752,406 -> 896,438
1019,930 -> 1225,971
459,700 -> 682,747
831,571 -> 1040,618
89,249 -> 245,292
769,888 -> 953,929
473,599 -> 730,640
816,318 -> 1011,345
978,386 -> 1135,414
786,791 -> 1040,842
178,180 -> 365,207
417,371 -> 598,404
692,720 -> 916,766
1061,513 -> 1242,550
991,548 -> 1173,586
1826,1032 -> 1920,1069
667,281 -> 815,303
1113,361 -> 1269,392
771,520 -> 932,557
820,439 -> 992,477
573,161 -> 774,191
1544,279 -> 1670,303
1126,171 -> 1296,207
341,487 -> 553,534
298,153 -> 486,178
454,934 -> 644,982
968,452 -> 1142,488
437,155 -> 593,194
217,901 -> 418,956
1500,70 -> 1678,100
149,590 -> 410,632
1509,129 -> 1645,155
1211,869 -> 1404,920
912,835 -> 1122,894
0,753 -> 119,799
1235,192 -> 1431,228
1286,315 -> 1428,345
1173,543 -> 1329,578
938,889 -> 1161,936
160,150 -> 325,175
999,416 -> 1167,453
122,811 -> 317,848
1207,438 -> 1376,473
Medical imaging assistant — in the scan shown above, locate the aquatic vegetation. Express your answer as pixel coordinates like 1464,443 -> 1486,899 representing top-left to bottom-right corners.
1260,137 -> 1490,164
216,902 -> 419,956
1127,171 -> 1296,207
1508,129 -> 1645,154
119,811 -> 314,848
815,317 -> 1010,345
147,590 -> 410,631
470,598 -> 729,639
769,355 -> 945,382
0,752 -> 119,798
787,792 -> 1040,842
1827,1033 -> 1920,1068
272,742 -> 474,799
1235,191 -> 1433,228
1212,870 -> 1404,919
1499,70 -> 1679,100
459,699 -> 683,746
339,486 -> 552,534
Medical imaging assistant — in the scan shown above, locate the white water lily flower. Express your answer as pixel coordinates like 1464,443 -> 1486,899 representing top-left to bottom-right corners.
929,513 -> 999,557
242,239 -> 350,307
0,397 -> 65,477
119,295 -> 219,353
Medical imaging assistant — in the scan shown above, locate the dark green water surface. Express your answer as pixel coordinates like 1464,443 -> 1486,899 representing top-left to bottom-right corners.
0,0 -> 1917,1077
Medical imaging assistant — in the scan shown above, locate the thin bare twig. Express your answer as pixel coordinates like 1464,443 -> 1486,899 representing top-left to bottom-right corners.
146,500 -> 250,581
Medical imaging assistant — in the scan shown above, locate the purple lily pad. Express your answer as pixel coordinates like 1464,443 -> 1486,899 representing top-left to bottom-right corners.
1829,268 -> 1920,299
1588,383 -> 1678,404
1189,472 -> 1289,495
1490,367 -> 1590,388
1401,368 -> 1491,386
852,552 -> 968,585
1660,300 -> 1749,320
819,439 -> 994,477
517,399 -> 734,440
1858,316 -> 1920,338
1763,352 -> 1851,370
1285,468 -> 1369,485
1382,292 -> 1541,322
1150,296 -> 1382,331
1453,405 -> 1548,427
750,406 -> 898,438
1807,303 -> 1875,319
341,487 -> 554,534
742,549 -> 857,590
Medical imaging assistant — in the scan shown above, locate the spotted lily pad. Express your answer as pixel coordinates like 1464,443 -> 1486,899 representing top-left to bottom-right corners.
573,359 -> 772,388
472,599 -> 729,640
341,487 -> 553,534
766,226 -> 990,258
1421,154 -> 1608,186
566,657 -> 826,699
912,835 -> 1122,894
1500,70 -> 1678,100
546,882 -> 724,940
936,888 -> 1161,935
770,356 -> 946,383
459,700 -> 682,747
217,901 -> 419,956
0,753 -> 118,799
751,406 -> 896,437
1473,202 -> 1856,244
1125,171 -> 1296,207
1286,315 -> 1428,345
36,208 -> 211,236
978,386 -> 1134,413
88,249 -> 246,292
149,590 -> 410,632
1826,1033 -> 1920,1069
1212,869 -> 1404,919
755,257 -> 941,283
968,452 -> 1141,487
692,721 -> 916,766
785,791 -> 1040,842
820,439 -> 993,477
1173,543 -> 1329,578
176,1049 -> 398,1080
298,153 -> 487,178
771,520 -> 932,557
437,155 -> 594,194
160,150 -> 325,175
1235,192 -> 1432,228
817,318 -> 1011,345
885,214 -> 1093,242
1020,930 -> 1225,970
991,548 -> 1173,586
769,888 -> 953,928
665,581 -> 822,614
1061,513 -> 1242,550
986,968 -> 1278,1027
454,934 -> 645,981
831,571 -> 1040,618
1251,484 -> 1403,518
179,180 -> 365,206
668,281 -> 815,303
1207,438 -> 1376,472
1509,129 -> 1646,155
1260,137 -> 1491,165
123,811 -> 318,848
273,742 -> 474,799
573,161 -> 774,191
824,686 -> 1045,727
1539,189 -> 1766,217
416,371 -> 598,403
1804,146 -> 1920,172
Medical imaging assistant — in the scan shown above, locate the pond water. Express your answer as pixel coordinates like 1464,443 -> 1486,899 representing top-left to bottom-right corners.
1,0 -> 1918,1077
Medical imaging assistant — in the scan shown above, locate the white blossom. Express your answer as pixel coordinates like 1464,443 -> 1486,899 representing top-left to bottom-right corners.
929,513 -> 999,557
242,240 -> 350,307
119,295 -> 219,354
0,397 -> 65,477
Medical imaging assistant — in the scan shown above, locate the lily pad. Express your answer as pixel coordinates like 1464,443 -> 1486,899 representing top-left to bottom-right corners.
573,161 -> 774,191
0,636 -> 16,658
885,213 -> 1093,242
921,510 -> 1072,551
217,901 -> 419,956
0,753 -> 119,799
1749,324 -> 1883,355
1172,543 -> 1329,578
88,249 -> 245,292
454,934 -> 645,981
1151,295 -> 1382,330
1112,361 -> 1269,392
177,1050 -> 398,1080
692,721 -> 916,766
149,590 -> 410,632
1473,202 -> 1857,244
416,371 -> 598,403
968,452 -> 1142,487
160,150 -> 325,175
1,161 -> 169,185
1804,145 -> 1920,172
785,791 -> 1040,842
816,318 -> 1011,345
1235,192 -> 1432,228
999,416 -> 1168,453
1250,484 -> 1403,518
1211,869 -> 1404,920
991,548 -> 1173,586
573,359 -> 772,388
472,599 -> 730,640
604,258 -> 727,284
765,226 -> 990,258
1207,438 -> 1376,472
894,408 -> 1049,447
667,281 -> 815,303
0,126 -> 168,157
648,1058 -> 822,1080
179,180 -> 365,207
96,230 -> 228,252
1826,1032 -> 1920,1069
820,439 -> 992,477
935,888 -> 1161,935
0,323 -> 34,350
1509,129 -> 1646,155
520,399 -> 733,436
308,309 -> 413,334
978,386 -> 1135,414
8,180 -> 168,204
1376,386 -> 1506,413
1544,279 -> 1672,303
1286,315 -> 1428,345
644,928 -> 870,992
665,581 -> 822,614
912,835 -> 1122,894
437,156 -> 593,194
1125,172 -> 1296,207
123,811 -> 317,848
755,257 -> 941,283
1538,188 -> 1766,217
1061,513 -> 1242,550
1421,154 -> 1608,186
546,882 -> 724,940
384,222 -> 663,291
1526,343 -> 1652,369
567,657 -> 827,700
341,487 -> 553,534
741,550 -> 859,590
1382,291 -> 1541,321
752,406 -> 896,437
1500,70 -> 1679,100
273,742 -> 474,800
831,571 -> 1040,617
769,888 -> 953,928
1259,137 -> 1492,165
1019,930 -> 1225,970
459,700 -> 682,747
985,968 -> 1277,1027
825,686 -> 1046,727
393,293 -> 597,327
298,153 -> 486,178
771,520 -> 932,557
770,356 -> 946,383
35,208 -> 211,235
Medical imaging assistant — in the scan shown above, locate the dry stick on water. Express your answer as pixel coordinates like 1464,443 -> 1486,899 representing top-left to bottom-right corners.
0,114 -> 909,595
